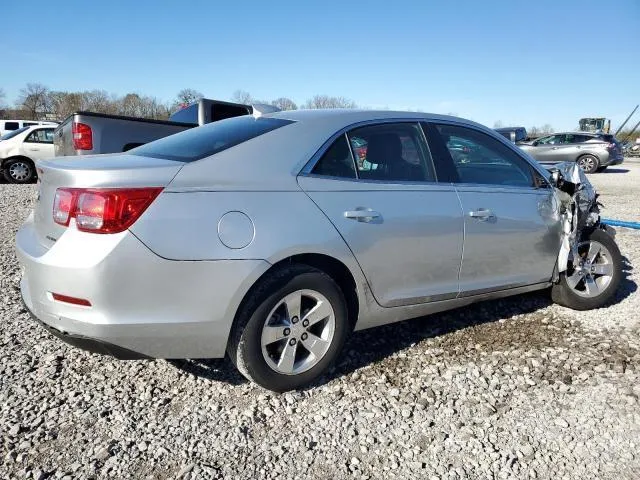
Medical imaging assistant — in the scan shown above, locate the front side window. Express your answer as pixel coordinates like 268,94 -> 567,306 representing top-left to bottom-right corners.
535,134 -> 563,145
347,123 -> 436,182
25,128 -> 54,144
130,116 -> 293,162
434,124 -> 534,187
4,122 -> 19,131
312,135 -> 357,179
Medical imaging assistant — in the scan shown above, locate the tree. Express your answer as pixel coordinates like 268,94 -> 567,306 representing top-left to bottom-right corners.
232,90 -> 254,105
541,124 -> 554,135
48,91 -> 84,119
18,83 -> 50,120
0,88 -> 5,108
304,95 -> 357,109
174,88 -> 203,107
271,97 -> 297,111
493,120 -> 504,128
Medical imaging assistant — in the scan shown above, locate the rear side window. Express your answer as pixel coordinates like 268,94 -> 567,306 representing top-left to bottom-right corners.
347,123 -> 436,182
4,122 -> 19,131
25,128 -> 54,144
312,135 -> 357,179
130,116 -> 294,162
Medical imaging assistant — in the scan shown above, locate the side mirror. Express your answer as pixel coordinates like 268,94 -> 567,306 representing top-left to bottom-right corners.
549,168 -> 562,186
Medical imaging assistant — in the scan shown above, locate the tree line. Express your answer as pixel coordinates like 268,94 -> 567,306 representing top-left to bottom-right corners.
0,84 -> 358,121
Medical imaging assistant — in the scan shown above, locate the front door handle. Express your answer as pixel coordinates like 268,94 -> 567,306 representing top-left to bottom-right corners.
344,209 -> 381,222
468,208 -> 495,221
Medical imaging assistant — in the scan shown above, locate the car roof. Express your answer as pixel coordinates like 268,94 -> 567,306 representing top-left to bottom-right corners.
171,109 -> 548,192
265,108 -> 484,131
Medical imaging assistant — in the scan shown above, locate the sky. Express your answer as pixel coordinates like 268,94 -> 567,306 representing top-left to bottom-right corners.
2,0 -> 639,131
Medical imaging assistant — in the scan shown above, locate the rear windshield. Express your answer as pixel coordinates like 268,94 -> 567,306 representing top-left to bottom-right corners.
130,116 -> 294,162
0,126 -> 29,140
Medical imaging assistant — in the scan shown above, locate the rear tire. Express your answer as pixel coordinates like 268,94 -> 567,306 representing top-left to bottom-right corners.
577,154 -> 599,174
3,158 -> 36,184
227,264 -> 349,392
551,228 -> 621,310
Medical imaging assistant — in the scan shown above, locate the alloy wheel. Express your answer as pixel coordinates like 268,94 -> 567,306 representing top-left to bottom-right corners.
261,289 -> 336,375
577,156 -> 596,173
566,240 -> 614,298
9,162 -> 31,182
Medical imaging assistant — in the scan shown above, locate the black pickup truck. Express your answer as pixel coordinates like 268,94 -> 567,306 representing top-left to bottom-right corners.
54,99 -> 279,156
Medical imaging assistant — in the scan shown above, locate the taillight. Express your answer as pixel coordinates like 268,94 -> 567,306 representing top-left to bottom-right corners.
72,122 -> 93,150
52,187 -> 163,233
53,189 -> 74,226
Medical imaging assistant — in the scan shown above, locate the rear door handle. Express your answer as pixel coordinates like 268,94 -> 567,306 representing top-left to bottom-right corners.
344,209 -> 381,222
468,208 -> 495,221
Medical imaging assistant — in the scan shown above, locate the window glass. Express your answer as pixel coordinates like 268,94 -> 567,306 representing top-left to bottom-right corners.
212,104 -> 250,121
130,116 -> 293,162
312,135 -> 356,179
4,122 -> 19,131
536,134 -> 563,145
434,124 -> 534,187
23,122 -> 38,127
347,123 -> 435,182
25,128 -> 54,144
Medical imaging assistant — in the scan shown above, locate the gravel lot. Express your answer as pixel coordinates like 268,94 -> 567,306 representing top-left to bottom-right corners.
1,160 -> 639,480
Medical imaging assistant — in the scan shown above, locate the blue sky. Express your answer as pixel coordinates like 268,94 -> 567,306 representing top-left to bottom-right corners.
2,0 -> 639,130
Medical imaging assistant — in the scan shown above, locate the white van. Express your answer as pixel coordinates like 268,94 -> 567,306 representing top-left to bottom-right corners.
0,120 -> 58,137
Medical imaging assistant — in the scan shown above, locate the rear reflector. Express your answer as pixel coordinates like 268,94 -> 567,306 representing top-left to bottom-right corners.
51,293 -> 92,307
53,187 -> 163,233
72,122 -> 93,150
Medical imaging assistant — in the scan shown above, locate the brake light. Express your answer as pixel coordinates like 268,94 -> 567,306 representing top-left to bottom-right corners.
53,187 -> 163,233
72,122 -> 93,150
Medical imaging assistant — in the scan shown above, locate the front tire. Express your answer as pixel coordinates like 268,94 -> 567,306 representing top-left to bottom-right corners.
3,158 -> 36,183
227,264 -> 349,392
577,154 -> 599,174
552,228 -> 621,310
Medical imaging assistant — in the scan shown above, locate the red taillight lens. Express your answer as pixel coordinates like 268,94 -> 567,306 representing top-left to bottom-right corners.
72,122 -> 93,150
52,187 -> 163,233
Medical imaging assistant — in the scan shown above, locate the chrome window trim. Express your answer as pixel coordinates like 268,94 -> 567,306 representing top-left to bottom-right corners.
299,116 -> 552,189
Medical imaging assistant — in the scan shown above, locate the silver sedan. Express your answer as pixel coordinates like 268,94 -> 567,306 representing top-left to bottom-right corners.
16,110 -> 622,391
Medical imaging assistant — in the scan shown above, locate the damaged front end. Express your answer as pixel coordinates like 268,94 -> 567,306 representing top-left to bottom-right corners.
549,162 -> 612,276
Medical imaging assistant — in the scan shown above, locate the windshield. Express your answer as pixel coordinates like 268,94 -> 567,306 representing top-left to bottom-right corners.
0,126 -> 29,141
130,116 -> 294,162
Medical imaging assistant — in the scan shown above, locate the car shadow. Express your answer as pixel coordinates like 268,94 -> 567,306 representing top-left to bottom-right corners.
600,168 -> 629,174
170,255 -> 636,390
167,357 -> 247,386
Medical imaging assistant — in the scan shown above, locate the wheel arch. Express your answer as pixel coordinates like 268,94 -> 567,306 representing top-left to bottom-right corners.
226,252 -> 363,351
1,155 -> 35,169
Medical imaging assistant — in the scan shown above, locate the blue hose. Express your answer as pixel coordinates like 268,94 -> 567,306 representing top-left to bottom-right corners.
601,218 -> 640,230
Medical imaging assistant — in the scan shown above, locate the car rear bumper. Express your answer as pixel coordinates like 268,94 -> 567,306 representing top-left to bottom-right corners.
16,216 -> 270,359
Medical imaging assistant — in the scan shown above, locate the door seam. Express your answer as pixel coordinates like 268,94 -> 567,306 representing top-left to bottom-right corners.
453,184 -> 465,299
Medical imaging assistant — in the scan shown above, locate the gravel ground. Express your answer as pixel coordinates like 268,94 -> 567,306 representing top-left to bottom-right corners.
1,160 -> 639,480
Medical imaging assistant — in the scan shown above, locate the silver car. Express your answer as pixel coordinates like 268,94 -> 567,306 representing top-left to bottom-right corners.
518,132 -> 624,174
16,110 -> 622,391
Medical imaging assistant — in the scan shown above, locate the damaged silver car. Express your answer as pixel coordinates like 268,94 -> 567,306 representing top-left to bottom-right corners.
17,111 -> 622,391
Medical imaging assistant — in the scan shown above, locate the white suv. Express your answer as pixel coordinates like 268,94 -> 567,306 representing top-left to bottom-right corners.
0,125 -> 56,183
0,120 -> 58,137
